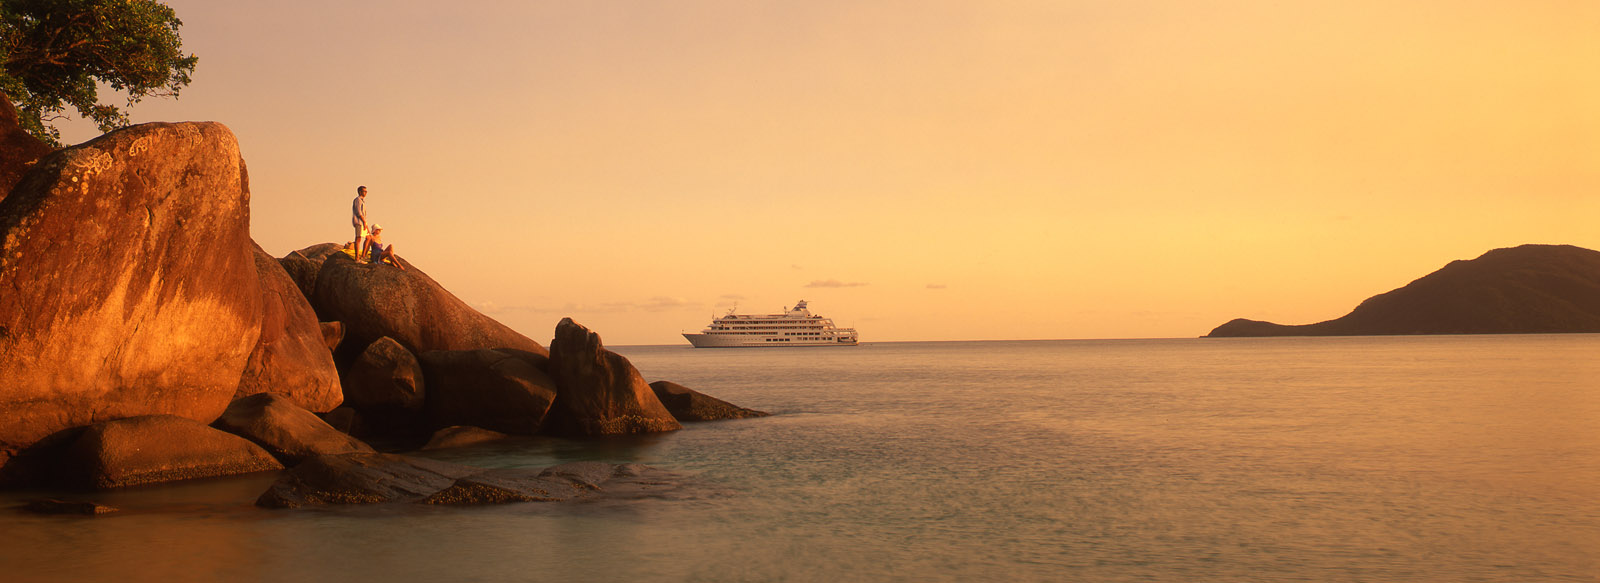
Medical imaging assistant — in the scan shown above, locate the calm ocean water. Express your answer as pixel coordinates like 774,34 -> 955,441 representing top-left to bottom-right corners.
3,335 -> 1597,582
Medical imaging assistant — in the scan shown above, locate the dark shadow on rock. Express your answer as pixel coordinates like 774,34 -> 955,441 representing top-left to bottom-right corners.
420,349 -> 556,435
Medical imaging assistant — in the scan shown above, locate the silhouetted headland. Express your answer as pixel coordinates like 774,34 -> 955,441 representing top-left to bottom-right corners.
1207,244 -> 1600,337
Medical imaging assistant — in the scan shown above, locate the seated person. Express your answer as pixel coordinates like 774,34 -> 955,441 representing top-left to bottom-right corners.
364,224 -> 405,270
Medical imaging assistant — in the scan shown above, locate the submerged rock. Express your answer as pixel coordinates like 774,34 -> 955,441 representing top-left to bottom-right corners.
543,318 -> 681,437
420,426 -> 510,450
65,415 -> 283,489
255,452 -> 687,508
649,381 -> 770,422
256,452 -> 476,508
23,498 -> 118,515
0,122 -> 261,475
421,462 -> 668,505
213,393 -> 374,464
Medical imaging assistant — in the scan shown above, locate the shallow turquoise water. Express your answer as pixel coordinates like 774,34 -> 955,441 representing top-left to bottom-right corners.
4,335 -> 1598,582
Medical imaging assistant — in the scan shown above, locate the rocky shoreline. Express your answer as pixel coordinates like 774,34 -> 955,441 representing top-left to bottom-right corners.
0,99 -> 765,511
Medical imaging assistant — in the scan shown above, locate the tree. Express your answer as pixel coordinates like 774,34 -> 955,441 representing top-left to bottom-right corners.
0,0 -> 197,145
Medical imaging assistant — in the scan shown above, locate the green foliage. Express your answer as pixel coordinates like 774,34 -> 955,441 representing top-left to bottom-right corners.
0,0 -> 197,145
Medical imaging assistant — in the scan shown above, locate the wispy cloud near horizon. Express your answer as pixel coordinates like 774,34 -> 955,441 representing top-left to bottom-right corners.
475,296 -> 700,315
805,279 -> 869,288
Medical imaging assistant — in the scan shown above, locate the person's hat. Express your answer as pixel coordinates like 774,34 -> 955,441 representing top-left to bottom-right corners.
371,224 -> 382,231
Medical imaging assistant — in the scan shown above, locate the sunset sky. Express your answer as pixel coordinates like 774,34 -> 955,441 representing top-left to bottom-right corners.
56,1 -> 1600,345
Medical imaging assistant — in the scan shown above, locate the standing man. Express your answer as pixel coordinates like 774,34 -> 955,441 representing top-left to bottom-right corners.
352,185 -> 369,262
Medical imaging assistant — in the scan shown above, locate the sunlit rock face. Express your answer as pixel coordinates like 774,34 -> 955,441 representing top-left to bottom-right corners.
0,122 -> 261,471
234,241 -> 344,412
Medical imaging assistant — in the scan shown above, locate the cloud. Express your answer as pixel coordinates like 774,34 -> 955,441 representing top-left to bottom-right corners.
926,284 -> 947,289
804,279 -> 868,288
638,296 -> 695,312
474,297 -> 698,314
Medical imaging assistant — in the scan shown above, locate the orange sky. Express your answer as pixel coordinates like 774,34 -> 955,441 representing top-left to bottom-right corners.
56,1 -> 1600,345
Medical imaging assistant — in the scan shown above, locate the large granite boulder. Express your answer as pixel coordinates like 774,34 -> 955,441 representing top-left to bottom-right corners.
0,90 -> 52,201
0,122 -> 262,472
544,318 -> 680,436
233,242 -> 343,411
278,242 -> 343,301
419,348 -> 557,435
64,415 -> 283,489
213,393 -> 374,464
649,381 -> 771,422
311,251 -> 548,360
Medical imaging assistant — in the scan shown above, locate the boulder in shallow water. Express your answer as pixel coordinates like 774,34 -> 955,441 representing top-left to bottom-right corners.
421,462 -> 666,505
255,452 -> 478,508
543,318 -> 681,437
258,453 -> 691,508
419,348 -> 557,435
649,381 -> 770,422
23,498 -> 119,515
213,393 -> 374,464
0,122 -> 261,475
65,415 -> 283,489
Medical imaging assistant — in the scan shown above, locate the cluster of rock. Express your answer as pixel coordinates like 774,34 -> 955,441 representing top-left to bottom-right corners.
0,106 -> 766,504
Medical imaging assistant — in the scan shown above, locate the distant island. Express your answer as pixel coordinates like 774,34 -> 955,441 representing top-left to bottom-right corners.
1206,244 -> 1600,337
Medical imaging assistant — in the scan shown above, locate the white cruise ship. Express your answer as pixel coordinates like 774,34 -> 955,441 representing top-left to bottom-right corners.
683,300 -> 860,348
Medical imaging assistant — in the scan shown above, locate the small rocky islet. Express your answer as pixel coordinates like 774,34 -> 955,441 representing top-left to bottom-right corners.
0,97 -> 765,511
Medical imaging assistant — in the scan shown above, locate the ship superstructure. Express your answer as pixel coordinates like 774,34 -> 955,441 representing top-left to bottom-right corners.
683,300 -> 860,347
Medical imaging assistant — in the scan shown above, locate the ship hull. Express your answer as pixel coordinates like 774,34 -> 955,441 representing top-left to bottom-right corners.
683,333 -> 859,348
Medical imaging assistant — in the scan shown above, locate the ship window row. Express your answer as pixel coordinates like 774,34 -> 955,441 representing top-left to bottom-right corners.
714,325 -> 828,330
784,332 -> 828,336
